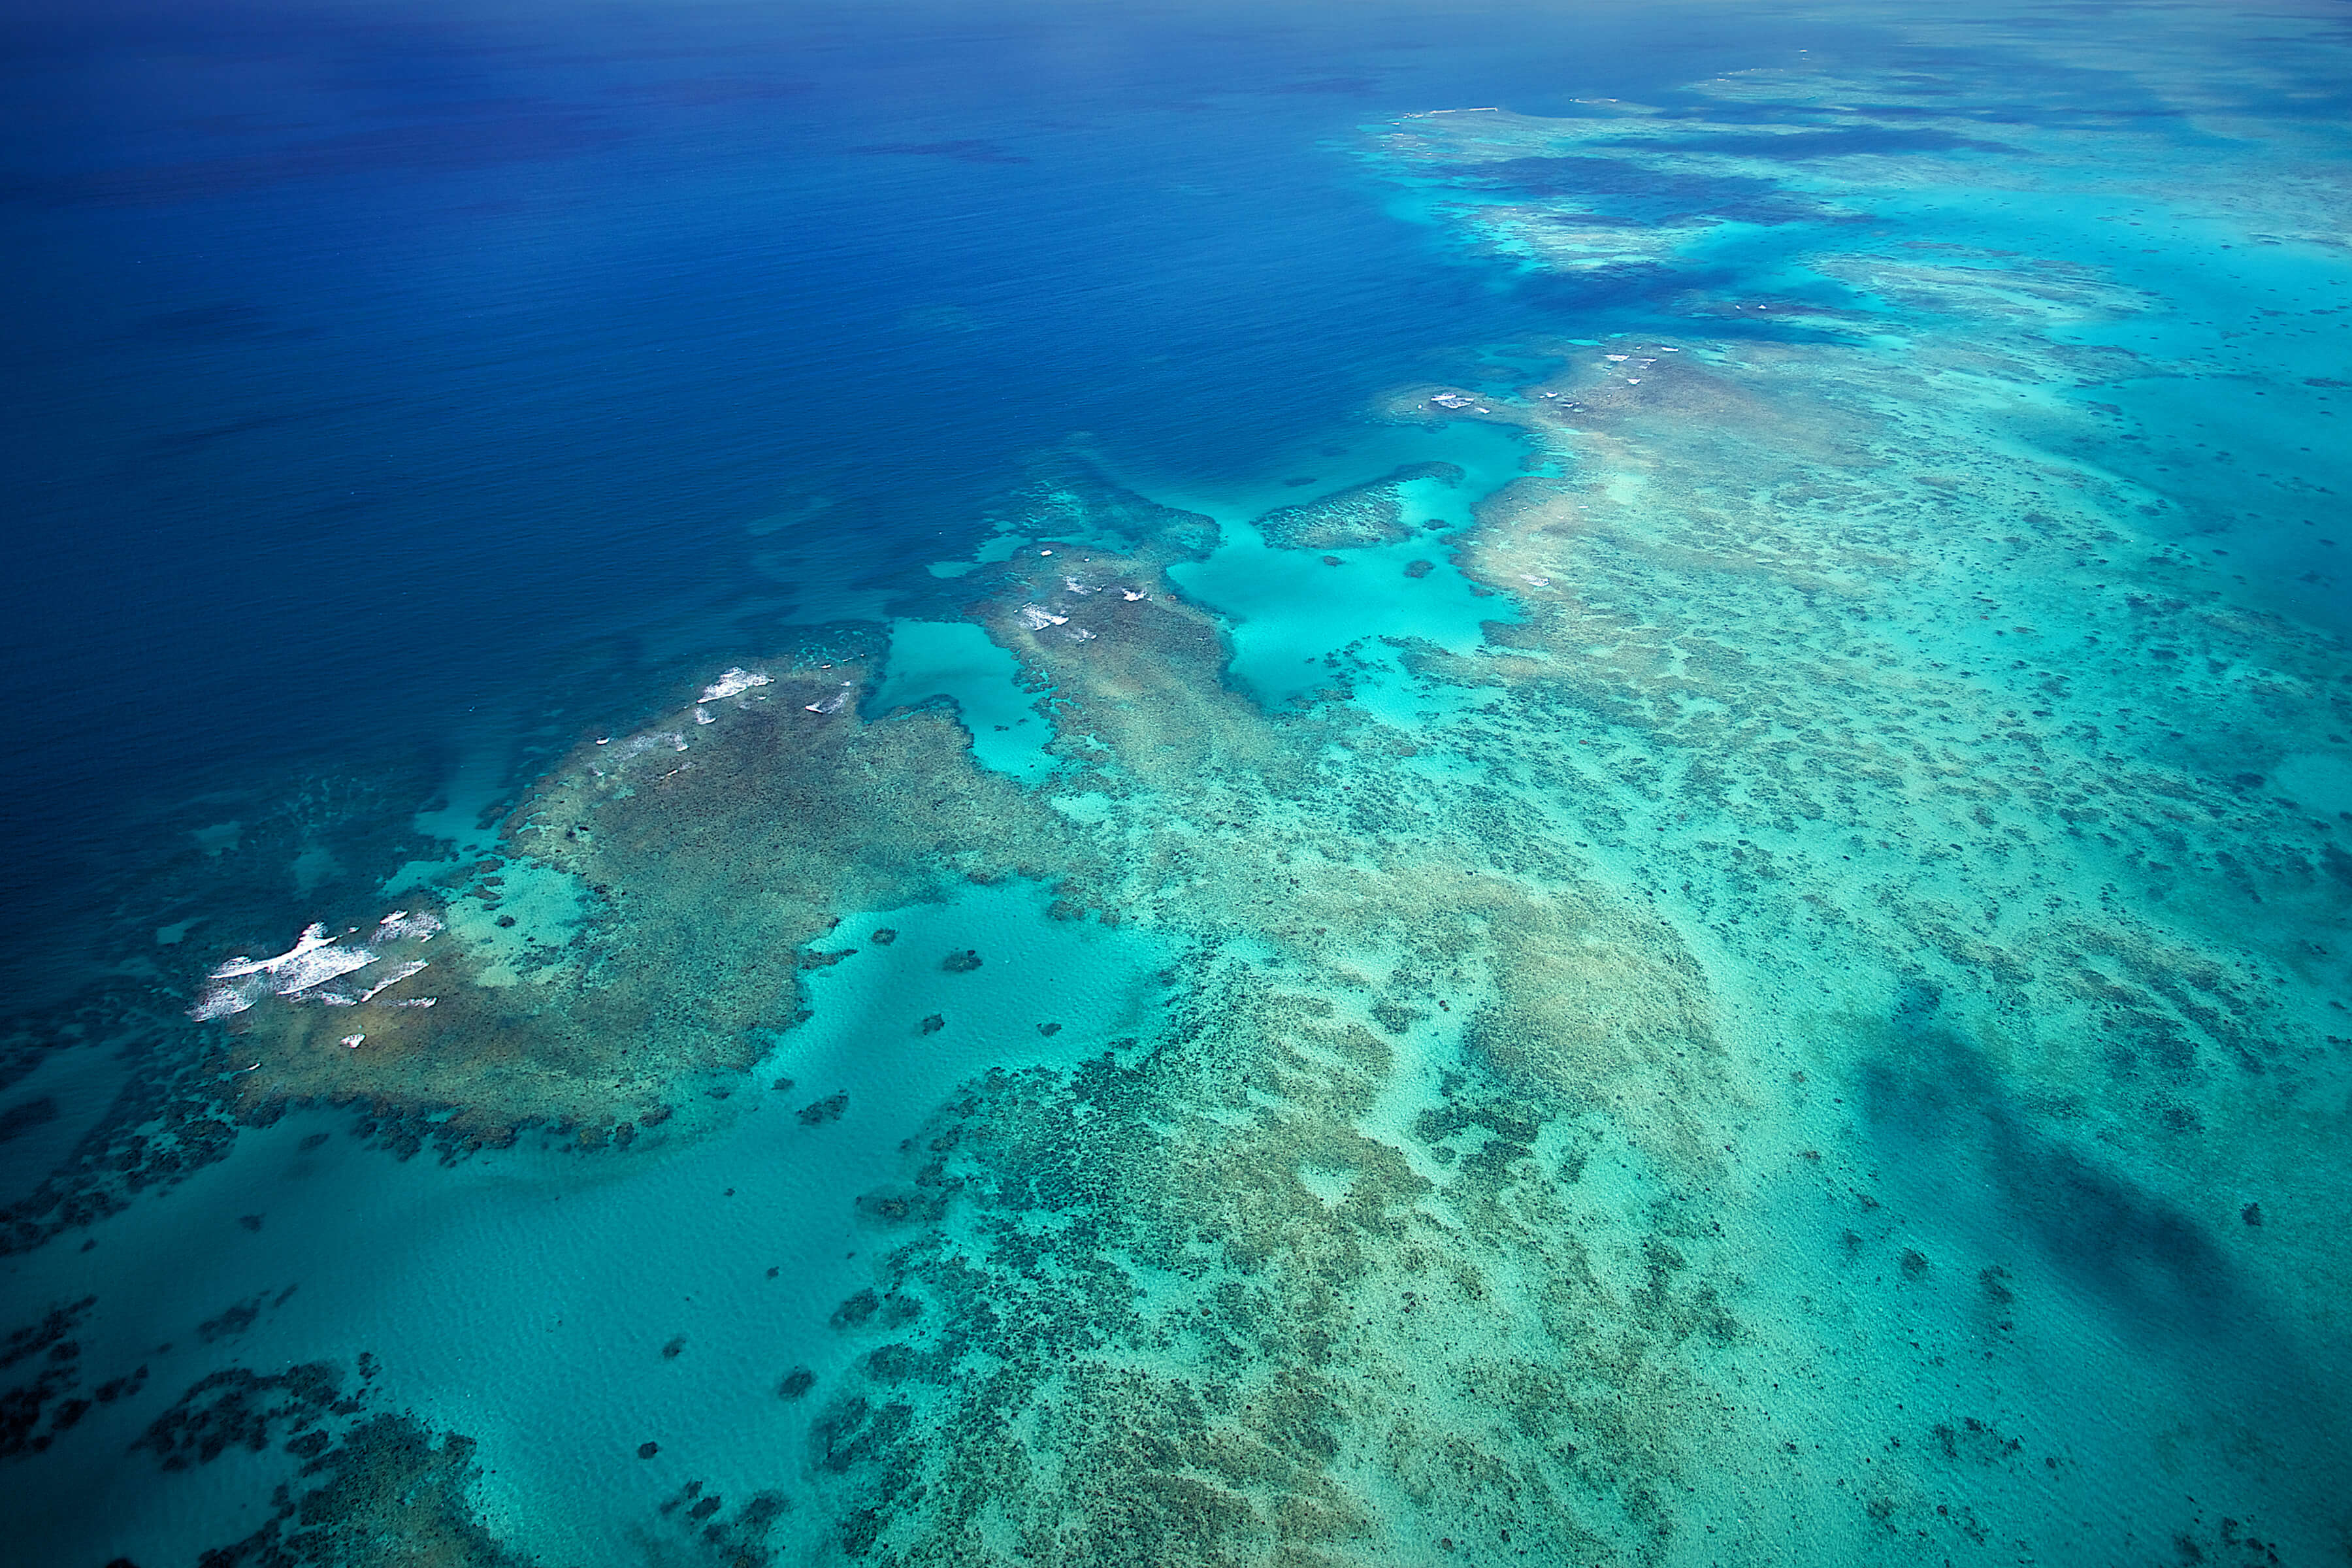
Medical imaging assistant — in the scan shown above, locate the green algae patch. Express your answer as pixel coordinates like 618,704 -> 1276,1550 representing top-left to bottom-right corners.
204,655 -> 1087,1144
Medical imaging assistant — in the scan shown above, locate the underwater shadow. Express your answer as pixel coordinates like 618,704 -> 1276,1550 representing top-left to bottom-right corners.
1857,985 -> 2352,1517
1859,983 -> 2238,1343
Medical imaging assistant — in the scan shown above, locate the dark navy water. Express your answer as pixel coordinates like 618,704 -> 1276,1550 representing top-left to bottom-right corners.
1,0 -> 1787,977
14,0 -> 2347,976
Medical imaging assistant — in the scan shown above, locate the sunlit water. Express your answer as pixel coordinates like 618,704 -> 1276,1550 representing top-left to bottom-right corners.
3,3 -> 2347,1564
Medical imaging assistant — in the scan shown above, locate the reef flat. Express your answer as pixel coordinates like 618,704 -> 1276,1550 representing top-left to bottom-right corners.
5,7 -> 2348,1567
193,653 -> 1086,1149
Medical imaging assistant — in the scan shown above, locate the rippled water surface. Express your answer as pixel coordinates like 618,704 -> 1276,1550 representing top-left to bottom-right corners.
3,1 -> 2349,1563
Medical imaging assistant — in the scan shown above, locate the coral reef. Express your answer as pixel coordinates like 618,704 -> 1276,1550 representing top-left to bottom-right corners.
0,977 -> 249,1254
1254,464 -> 1461,551
191,1413 -> 525,1568
135,1360 -> 364,1471
1,1294 -> 97,1460
192,650 -> 1085,1143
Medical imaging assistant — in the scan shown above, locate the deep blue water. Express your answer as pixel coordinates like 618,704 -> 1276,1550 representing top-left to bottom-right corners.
12,0 -> 2347,972
0,0 -> 1793,973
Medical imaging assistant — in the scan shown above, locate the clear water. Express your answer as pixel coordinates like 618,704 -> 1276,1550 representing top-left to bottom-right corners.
3,1 -> 2348,1564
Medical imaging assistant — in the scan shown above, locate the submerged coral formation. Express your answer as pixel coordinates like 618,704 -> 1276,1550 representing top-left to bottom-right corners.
195,1412 -> 525,1568
193,653 -> 1083,1143
159,1363 -> 525,1568
1255,463 -> 1462,551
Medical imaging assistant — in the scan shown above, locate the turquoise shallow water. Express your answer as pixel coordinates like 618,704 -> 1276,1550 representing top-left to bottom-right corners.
1159,419 -> 1531,709
3,3 -> 2350,1566
872,621 -> 1059,783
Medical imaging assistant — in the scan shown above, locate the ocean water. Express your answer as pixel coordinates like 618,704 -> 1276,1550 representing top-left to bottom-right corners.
3,0 -> 2349,1563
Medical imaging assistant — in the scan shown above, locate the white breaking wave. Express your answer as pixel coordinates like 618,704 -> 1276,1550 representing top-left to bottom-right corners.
190,915 -> 441,1022
358,959 -> 430,1001
204,922 -> 342,981
700,667 -> 772,701
376,911 -> 442,943
193,923 -> 381,1019
1019,604 -> 1070,630
612,731 -> 689,763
